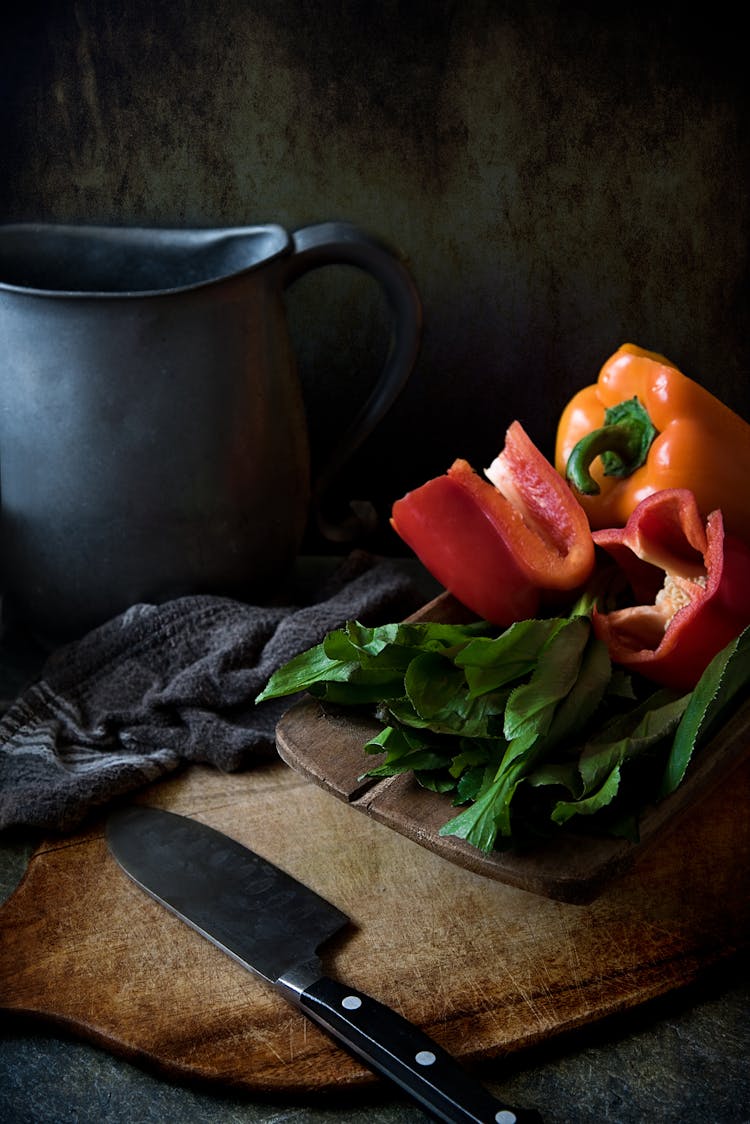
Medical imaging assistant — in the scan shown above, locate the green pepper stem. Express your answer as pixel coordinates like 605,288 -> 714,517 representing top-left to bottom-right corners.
565,396 -> 658,496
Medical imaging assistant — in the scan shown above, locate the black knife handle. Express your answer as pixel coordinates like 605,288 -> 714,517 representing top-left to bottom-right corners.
297,975 -> 543,1124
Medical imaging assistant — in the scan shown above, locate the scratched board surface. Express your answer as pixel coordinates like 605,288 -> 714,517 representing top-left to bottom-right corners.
0,752 -> 747,1095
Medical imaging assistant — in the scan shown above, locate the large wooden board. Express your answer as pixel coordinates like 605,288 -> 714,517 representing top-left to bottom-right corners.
0,756 -> 748,1096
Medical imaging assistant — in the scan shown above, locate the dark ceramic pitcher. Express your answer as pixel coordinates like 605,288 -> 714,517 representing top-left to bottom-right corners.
0,221 -> 422,641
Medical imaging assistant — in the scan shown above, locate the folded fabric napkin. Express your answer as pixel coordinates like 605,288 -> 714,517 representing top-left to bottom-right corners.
0,552 -> 426,834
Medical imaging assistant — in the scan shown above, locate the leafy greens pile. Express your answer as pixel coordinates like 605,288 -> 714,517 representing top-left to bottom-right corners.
256,601 -> 750,853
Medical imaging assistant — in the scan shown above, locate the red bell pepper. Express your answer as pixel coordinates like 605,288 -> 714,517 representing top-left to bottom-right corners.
390,421 -> 595,626
591,488 -> 750,691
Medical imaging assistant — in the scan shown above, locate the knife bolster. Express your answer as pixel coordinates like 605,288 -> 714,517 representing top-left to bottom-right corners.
276,956 -> 325,998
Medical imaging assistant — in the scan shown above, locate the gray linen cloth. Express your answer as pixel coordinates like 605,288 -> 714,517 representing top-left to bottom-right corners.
0,552 -> 424,833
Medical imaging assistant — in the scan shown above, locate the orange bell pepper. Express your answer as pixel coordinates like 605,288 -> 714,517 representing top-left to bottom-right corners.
555,343 -> 750,545
390,421 -> 595,626
591,488 -> 750,691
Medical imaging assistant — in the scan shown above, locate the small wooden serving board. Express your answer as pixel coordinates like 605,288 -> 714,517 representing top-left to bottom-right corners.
276,693 -> 750,904
277,591 -> 750,903
0,749 -> 748,1097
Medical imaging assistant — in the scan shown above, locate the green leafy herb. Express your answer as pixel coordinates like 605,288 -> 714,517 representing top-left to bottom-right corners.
661,625 -> 750,796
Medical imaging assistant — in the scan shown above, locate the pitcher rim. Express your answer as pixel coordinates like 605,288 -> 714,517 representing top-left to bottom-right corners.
0,221 -> 292,298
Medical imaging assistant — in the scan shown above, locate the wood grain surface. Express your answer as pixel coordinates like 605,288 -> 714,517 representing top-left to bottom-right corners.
0,753 -> 748,1096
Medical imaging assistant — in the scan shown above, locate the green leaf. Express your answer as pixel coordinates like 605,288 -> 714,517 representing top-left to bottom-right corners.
503,616 -> 591,754
551,764 -> 623,825
455,763 -> 490,803
307,678 -> 406,705
454,618 -> 567,696
255,640 -> 355,702
448,744 -> 495,778
439,751 -> 530,849
400,651 -> 508,736
323,625 -> 414,670
579,688 -> 689,794
526,760 -> 581,795
332,619 -> 480,666
366,750 -> 452,776
414,771 -> 458,794
545,635 -> 611,749
438,769 -> 512,852
362,724 -> 454,776
544,687 -> 689,827
363,726 -> 395,754
661,626 -> 750,796
607,669 -> 638,700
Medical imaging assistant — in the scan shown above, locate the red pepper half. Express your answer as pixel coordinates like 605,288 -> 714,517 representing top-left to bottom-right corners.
591,488 -> 750,691
390,421 -> 595,626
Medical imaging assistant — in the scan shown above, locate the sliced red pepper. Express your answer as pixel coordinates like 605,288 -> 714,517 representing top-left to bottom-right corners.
390,421 -> 595,626
591,488 -> 750,691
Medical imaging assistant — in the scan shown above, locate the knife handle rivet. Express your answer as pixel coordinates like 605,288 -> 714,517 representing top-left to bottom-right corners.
414,1050 -> 436,1066
341,995 -> 362,1010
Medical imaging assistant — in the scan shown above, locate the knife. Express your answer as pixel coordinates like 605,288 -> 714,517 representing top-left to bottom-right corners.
106,805 -> 543,1124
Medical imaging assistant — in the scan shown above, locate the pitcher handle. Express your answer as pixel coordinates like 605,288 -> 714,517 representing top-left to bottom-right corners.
284,221 -> 422,541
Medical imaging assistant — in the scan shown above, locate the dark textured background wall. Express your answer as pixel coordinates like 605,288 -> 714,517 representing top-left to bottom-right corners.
2,0 -> 748,554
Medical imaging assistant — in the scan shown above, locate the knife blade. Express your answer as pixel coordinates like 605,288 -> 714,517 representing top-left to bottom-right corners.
106,805 -> 543,1124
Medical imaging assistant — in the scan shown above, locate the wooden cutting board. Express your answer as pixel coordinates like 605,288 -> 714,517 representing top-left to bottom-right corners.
0,754 -> 748,1097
